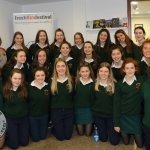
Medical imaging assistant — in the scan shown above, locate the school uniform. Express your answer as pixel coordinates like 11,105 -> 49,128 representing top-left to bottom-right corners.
28,43 -> 52,64
141,79 -> 150,150
111,61 -> 124,81
92,82 -> 120,145
51,44 -> 59,61
28,63 -> 53,83
6,45 -> 30,63
84,58 -> 98,78
140,56 -> 148,76
94,44 -> 114,64
0,80 -> 4,112
50,77 -> 74,141
74,78 -> 94,125
119,44 -> 142,62
28,81 -> 50,142
3,87 -> 29,149
2,63 -> 29,84
57,54 -> 75,77
113,75 -> 147,135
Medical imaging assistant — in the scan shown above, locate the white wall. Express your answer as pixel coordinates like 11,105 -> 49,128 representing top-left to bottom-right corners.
131,17 -> 150,43
0,0 -> 128,48
0,1 -> 22,48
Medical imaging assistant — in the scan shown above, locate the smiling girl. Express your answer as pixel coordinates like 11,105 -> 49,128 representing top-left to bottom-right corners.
50,58 -> 74,141
114,29 -> 142,62
113,58 -> 147,148
2,49 -> 29,84
110,45 -> 124,81
92,62 -> 120,145
28,67 -> 50,142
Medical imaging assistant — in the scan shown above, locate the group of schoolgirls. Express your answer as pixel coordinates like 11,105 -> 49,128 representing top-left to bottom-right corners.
0,26 -> 149,150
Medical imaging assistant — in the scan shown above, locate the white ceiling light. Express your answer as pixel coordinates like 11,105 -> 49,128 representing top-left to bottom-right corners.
135,12 -> 139,14
131,1 -> 138,5
148,11 -> 150,13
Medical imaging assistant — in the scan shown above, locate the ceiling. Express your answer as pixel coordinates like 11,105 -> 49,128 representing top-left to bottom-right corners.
131,1 -> 150,17
4,0 -> 72,5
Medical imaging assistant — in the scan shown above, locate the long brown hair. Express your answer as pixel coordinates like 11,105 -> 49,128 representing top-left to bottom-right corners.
8,31 -> 27,51
80,41 -> 99,68
114,29 -> 136,53
2,68 -> 28,100
75,62 -> 95,85
2,49 -> 26,69
51,28 -> 66,49
35,30 -> 50,45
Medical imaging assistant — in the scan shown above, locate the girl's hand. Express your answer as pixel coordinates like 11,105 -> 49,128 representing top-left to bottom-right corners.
114,127 -> 120,132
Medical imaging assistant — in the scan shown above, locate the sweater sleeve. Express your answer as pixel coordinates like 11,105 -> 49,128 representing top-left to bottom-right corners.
113,82 -> 121,127
133,46 -> 142,62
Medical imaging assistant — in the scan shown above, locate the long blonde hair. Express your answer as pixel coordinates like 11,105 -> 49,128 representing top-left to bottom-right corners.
51,58 -> 73,95
95,62 -> 116,93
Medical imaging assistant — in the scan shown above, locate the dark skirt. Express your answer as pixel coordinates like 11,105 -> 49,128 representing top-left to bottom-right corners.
74,107 -> 94,125
120,114 -> 142,135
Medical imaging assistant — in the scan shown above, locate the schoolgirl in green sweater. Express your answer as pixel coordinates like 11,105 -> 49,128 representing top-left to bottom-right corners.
29,49 -> 53,83
6,31 -> 29,63
114,29 -> 142,62
50,28 -> 66,59
72,32 -> 84,74
80,41 -> 100,78
74,62 -> 95,136
110,44 -> 124,81
50,58 -> 74,141
28,67 -> 50,142
2,68 -> 29,149
140,40 -> 150,76
94,28 -> 114,63
54,41 -> 75,77
92,62 -> 120,145
113,58 -> 146,148
2,49 -> 29,84
28,30 -> 52,64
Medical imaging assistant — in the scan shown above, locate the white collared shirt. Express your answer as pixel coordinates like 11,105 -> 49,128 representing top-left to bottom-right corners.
123,75 -> 137,85
85,58 -> 94,63
58,54 -> 73,62
76,44 -> 83,50
57,77 -> 68,83
37,43 -> 47,48
80,77 -> 93,85
55,42 -> 59,47
11,44 -> 23,50
141,56 -> 148,65
111,60 -> 123,68
99,81 -> 107,87
14,64 -> 24,69
31,80 -> 48,89
11,87 -> 18,91
120,43 -> 127,48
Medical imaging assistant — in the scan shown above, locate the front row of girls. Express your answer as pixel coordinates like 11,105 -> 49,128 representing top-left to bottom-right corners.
1,56 -> 150,149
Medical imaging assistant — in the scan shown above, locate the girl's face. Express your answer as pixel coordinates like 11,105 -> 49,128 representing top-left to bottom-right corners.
79,66 -> 90,79
84,43 -> 93,55
75,35 -> 83,45
99,67 -> 109,80
15,51 -> 26,64
99,31 -> 107,43
123,63 -> 136,78
111,49 -> 122,63
134,29 -> 145,42
56,61 -> 67,76
35,71 -> 45,84
116,33 -> 126,43
60,44 -> 71,57
14,34 -> 23,45
38,51 -> 47,66
39,32 -> 46,44
11,73 -> 22,88
142,43 -> 150,58
56,31 -> 64,43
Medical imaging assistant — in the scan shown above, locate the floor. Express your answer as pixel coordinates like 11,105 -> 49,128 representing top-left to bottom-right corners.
3,127 -> 146,150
